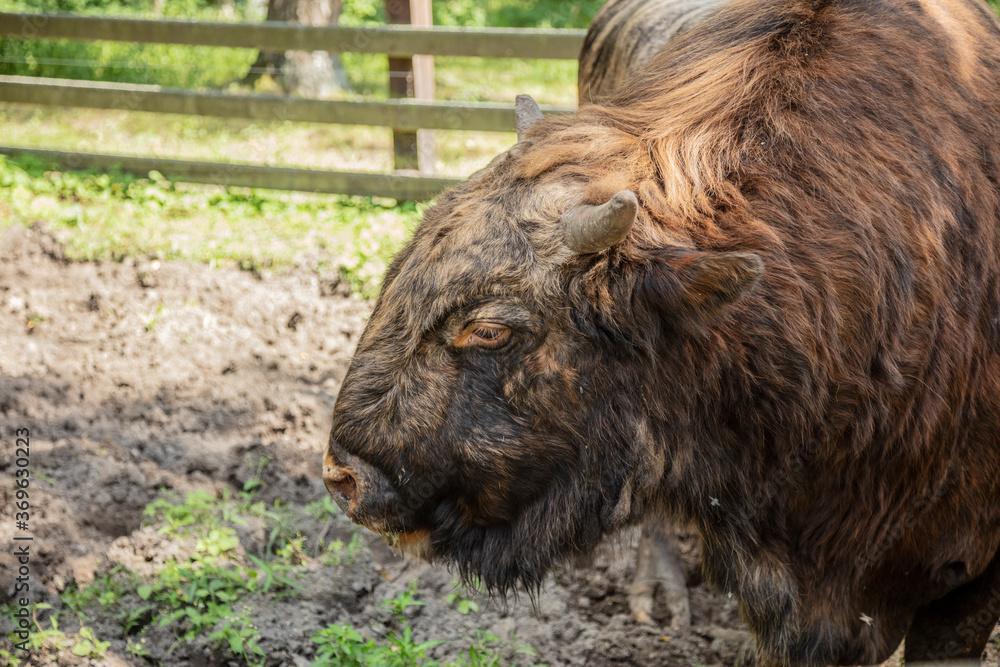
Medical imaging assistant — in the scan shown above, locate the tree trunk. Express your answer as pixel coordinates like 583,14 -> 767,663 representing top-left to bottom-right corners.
244,0 -> 348,97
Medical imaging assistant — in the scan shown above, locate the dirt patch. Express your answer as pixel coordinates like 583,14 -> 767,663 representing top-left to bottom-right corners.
0,225 -> 996,666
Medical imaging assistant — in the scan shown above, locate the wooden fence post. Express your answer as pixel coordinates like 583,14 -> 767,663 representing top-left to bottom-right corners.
385,0 -> 435,173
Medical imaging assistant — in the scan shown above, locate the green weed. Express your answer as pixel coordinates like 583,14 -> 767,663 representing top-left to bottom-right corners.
321,533 -> 366,567
382,582 -> 425,618
445,586 -> 480,616
62,568 -> 130,616
135,556 -> 271,665
310,623 -> 440,667
453,631 -> 502,667
143,488 -> 222,534
24,605 -> 110,660
305,495 -> 340,521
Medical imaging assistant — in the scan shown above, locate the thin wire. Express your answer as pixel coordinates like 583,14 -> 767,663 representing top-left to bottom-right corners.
0,56 -> 401,76
0,55 -> 272,74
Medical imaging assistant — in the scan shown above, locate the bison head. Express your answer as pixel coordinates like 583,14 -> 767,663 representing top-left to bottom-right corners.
324,97 -> 764,593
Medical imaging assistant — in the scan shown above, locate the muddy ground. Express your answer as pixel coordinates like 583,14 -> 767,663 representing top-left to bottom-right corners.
0,225 -> 996,666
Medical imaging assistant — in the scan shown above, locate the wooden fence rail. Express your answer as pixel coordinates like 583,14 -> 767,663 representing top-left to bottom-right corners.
0,75 -> 572,132
0,12 -> 586,58
0,11 -> 585,199
0,146 -> 463,200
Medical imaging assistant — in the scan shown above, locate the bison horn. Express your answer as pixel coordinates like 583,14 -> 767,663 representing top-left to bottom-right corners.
562,190 -> 638,254
515,94 -> 544,141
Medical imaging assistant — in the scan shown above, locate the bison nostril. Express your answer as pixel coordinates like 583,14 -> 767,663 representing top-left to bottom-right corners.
332,475 -> 357,504
323,465 -> 358,508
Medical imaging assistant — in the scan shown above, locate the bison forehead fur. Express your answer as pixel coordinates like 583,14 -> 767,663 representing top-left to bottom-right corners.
329,0 -> 1000,664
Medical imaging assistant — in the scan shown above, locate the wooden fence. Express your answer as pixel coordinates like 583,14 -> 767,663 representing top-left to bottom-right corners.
0,11 -> 585,200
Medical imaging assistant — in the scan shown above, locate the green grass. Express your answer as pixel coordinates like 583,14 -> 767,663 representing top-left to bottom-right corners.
0,153 -> 420,296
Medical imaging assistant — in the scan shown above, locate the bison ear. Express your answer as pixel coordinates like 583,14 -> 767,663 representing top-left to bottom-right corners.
672,251 -> 764,315
515,94 -> 543,141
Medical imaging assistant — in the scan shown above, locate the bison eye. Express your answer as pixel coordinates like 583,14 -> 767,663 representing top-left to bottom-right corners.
453,321 -> 512,350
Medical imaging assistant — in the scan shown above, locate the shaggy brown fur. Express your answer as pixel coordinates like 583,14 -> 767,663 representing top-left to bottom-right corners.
578,0 -> 724,104
327,0 -> 1000,663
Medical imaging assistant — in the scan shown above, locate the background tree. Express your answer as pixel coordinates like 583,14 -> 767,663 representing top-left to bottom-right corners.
244,0 -> 348,97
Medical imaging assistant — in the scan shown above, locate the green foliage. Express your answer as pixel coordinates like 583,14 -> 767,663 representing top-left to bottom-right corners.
69,626 -> 111,658
62,568 -> 130,616
121,486 -> 302,664
141,485 -> 308,564
431,0 -> 604,29
321,532 -> 366,567
310,624 -> 440,667
26,606 -> 66,652
310,624 -> 527,667
25,605 -> 110,660
0,154 -> 419,298
0,0 -> 255,85
445,586 -> 479,616
305,495 -> 341,521
453,631 -> 503,667
144,488 -> 222,534
126,637 -> 151,659
0,648 -> 19,667
0,36 -> 254,87
339,0 -> 603,28
134,552 -> 273,665
381,582 -> 425,618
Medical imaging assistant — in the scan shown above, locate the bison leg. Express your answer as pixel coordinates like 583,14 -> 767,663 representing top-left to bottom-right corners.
904,549 -> 1000,662
628,521 -> 691,628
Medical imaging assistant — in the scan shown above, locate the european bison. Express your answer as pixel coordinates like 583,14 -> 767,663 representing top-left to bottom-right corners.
325,0 -> 1000,663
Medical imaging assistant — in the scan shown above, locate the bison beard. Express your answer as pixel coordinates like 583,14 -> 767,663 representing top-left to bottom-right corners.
428,472 -> 606,596
326,0 -> 1000,663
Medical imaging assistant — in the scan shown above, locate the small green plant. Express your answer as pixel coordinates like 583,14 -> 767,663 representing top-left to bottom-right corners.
24,312 -> 46,332
142,486 -> 294,554
310,623 -> 440,667
381,582 -> 425,618
310,624 -> 374,667
276,535 -> 308,565
445,585 -> 480,616
27,605 -> 68,652
387,626 -> 442,665
144,488 -> 220,534
62,568 -> 130,616
208,610 -> 266,667
247,555 -> 301,595
305,495 -> 340,520
24,605 -> 110,660
126,638 -> 151,659
143,302 -> 167,332
69,626 -> 110,659
0,647 -> 20,667
451,631 -> 502,667
195,527 -> 241,560
321,533 -> 366,567
133,550 -> 280,665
